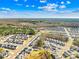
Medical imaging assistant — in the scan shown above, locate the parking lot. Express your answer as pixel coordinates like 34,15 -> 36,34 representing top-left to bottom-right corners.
5,34 -> 28,45
0,33 -> 30,59
67,27 -> 79,39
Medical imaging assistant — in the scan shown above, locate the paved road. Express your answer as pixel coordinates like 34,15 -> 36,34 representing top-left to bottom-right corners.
60,28 -> 74,59
4,32 -> 41,59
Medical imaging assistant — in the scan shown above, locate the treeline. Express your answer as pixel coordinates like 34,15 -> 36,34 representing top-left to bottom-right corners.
0,26 -> 35,36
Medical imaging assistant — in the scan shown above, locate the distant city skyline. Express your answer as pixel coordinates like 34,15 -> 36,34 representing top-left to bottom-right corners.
0,0 -> 79,18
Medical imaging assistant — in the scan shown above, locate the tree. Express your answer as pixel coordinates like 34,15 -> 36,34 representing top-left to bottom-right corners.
0,55 -> 3,59
26,50 -> 53,59
36,39 -> 44,47
26,29 -> 35,35
73,39 -> 79,46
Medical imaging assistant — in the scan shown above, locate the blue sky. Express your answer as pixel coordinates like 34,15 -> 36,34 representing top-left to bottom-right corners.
0,0 -> 79,18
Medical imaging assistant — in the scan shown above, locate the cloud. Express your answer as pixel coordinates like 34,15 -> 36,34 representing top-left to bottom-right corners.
0,11 -> 8,14
16,4 -> 23,6
38,3 -> 58,11
0,11 -> 79,18
40,0 -> 47,3
61,1 -> 64,4
0,8 -> 16,16
47,3 -> 58,8
24,0 -> 27,2
60,1 -> 71,5
1,8 -> 11,11
66,1 -> 71,4
26,5 -> 29,7
58,10 -> 72,14
31,5 -> 35,8
14,0 -> 18,2
72,8 -> 79,13
59,5 -> 66,9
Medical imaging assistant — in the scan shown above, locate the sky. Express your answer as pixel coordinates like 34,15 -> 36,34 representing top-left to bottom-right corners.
0,0 -> 79,18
